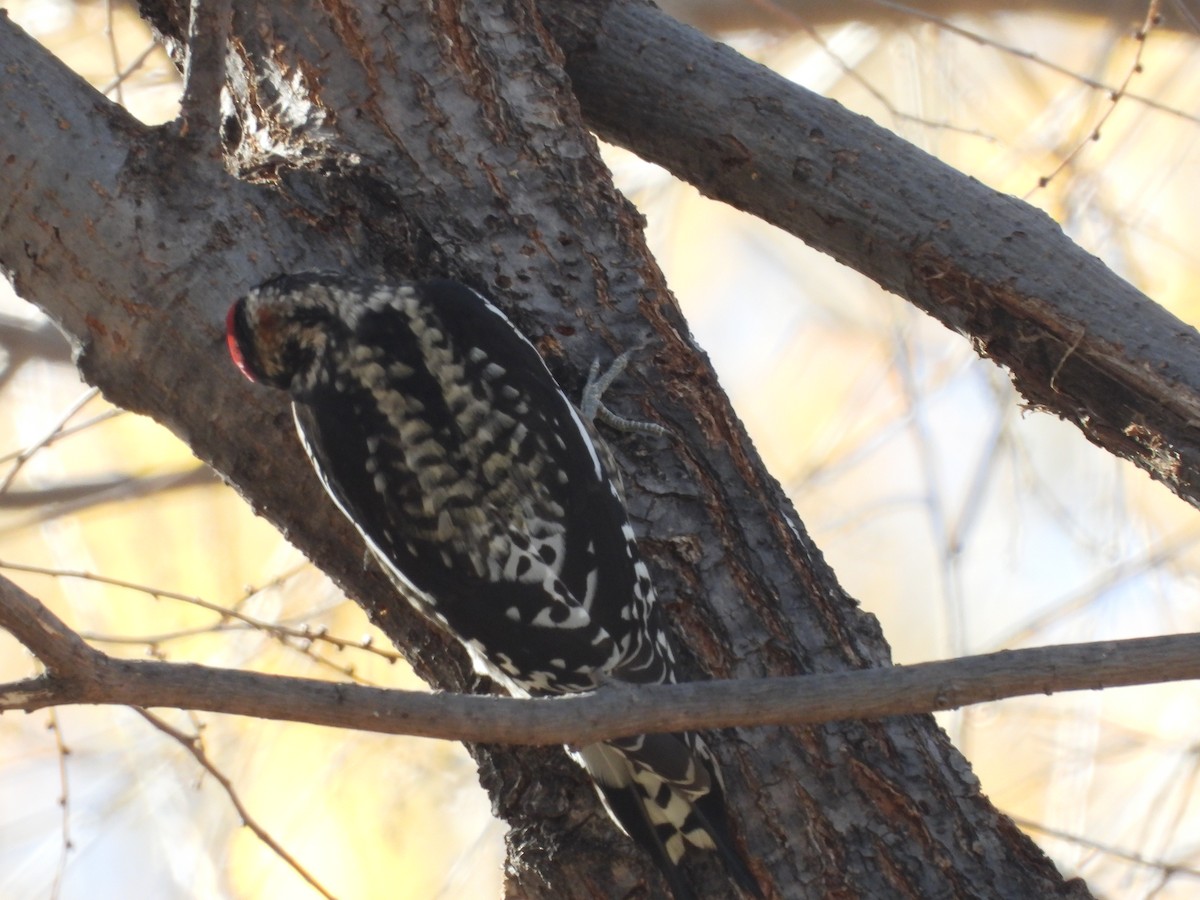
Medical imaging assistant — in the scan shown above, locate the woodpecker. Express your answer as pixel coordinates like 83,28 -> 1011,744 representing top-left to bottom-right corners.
226,273 -> 760,899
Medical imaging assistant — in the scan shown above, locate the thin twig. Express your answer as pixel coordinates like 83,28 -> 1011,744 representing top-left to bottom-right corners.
1027,0 -> 1164,195
749,0 -> 997,141
0,409 -> 123,466
135,709 -> 339,900
80,620 -> 394,686
0,388 -> 100,494
100,40 -> 163,98
46,709 -> 72,900
856,0 -> 1196,126
0,558 -> 405,667
1010,813 -> 1200,880
0,468 -> 211,513
994,523 -> 1200,649
103,0 -> 124,107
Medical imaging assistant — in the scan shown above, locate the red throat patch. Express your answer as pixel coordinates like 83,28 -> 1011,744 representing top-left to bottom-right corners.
225,302 -> 256,382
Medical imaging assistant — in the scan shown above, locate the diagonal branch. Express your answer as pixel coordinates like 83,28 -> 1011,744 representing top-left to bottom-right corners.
0,569 -> 105,675
6,574 -> 1200,744
540,0 -> 1200,508
135,708 -> 337,900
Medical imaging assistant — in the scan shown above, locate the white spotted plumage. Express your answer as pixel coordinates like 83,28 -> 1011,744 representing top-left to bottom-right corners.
226,273 -> 760,899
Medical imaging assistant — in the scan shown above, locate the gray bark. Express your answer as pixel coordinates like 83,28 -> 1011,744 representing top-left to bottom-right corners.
543,0 -> 1200,513
6,571 -> 1199,745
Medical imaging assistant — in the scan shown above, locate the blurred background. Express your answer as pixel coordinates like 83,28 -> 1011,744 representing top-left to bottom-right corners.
2,1 -> 1199,897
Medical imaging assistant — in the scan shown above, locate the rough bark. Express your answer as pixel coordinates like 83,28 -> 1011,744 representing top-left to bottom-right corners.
0,1 -> 1118,897
542,0 -> 1200,513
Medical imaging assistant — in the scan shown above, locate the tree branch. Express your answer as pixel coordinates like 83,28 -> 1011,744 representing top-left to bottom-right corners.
6,574 -> 1200,744
134,707 -> 338,900
0,569 -> 104,675
178,0 -> 232,152
541,0 -> 1200,509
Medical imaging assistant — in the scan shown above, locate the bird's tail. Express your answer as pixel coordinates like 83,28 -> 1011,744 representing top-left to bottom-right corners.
572,734 -> 762,899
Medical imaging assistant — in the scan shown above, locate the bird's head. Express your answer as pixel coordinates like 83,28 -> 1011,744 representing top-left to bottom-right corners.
226,273 -> 353,391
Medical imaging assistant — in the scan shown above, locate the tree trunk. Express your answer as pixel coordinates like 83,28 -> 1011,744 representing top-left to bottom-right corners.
0,1 -> 1112,896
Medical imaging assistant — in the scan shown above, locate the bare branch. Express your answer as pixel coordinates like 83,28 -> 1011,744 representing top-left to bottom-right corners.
100,39 -> 164,98
0,409 -> 124,468
1030,0 -> 1164,193
0,468 -> 214,518
136,709 -> 338,900
660,0 -> 1194,39
179,0 -> 231,151
0,573 -> 105,676
0,388 -> 101,494
541,0 -> 1200,509
0,558 -> 405,673
102,0 -> 125,107
4,573 -> 1200,745
1009,814 -> 1200,880
46,709 -> 72,900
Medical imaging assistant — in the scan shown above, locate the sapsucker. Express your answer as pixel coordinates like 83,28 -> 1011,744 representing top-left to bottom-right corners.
226,273 -> 760,899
